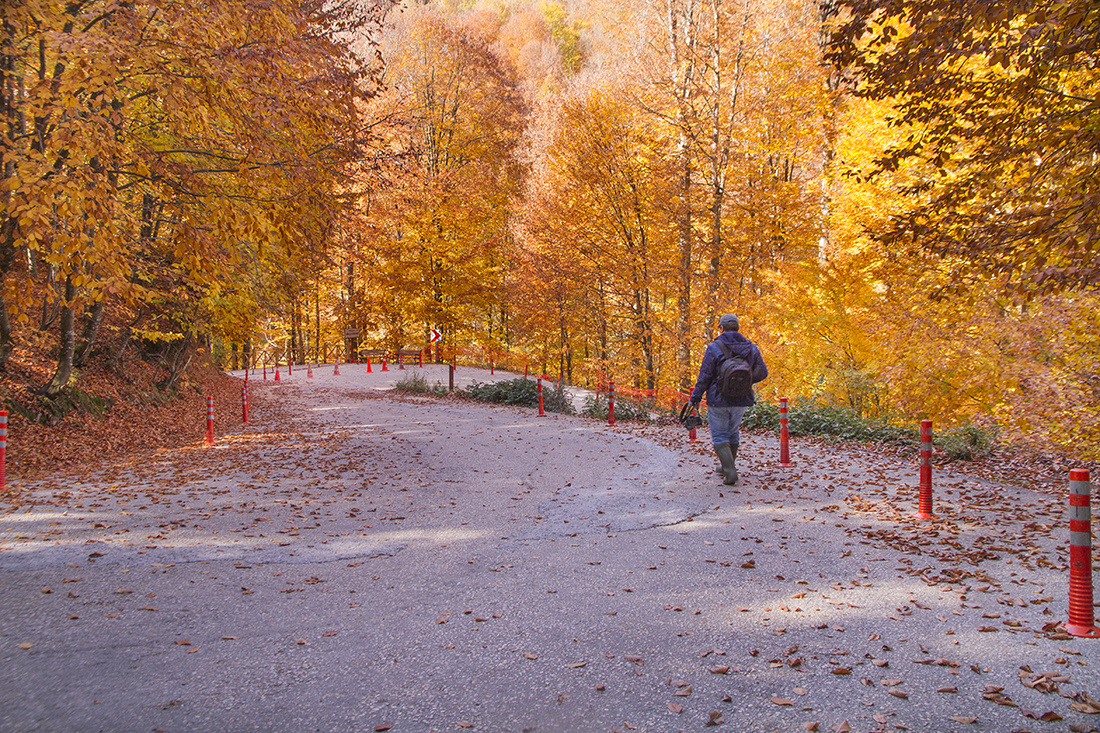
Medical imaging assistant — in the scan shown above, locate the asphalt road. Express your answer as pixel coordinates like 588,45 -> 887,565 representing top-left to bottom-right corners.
0,365 -> 1092,733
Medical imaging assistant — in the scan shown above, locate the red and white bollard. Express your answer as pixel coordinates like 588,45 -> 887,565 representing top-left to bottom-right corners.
205,397 -> 214,446
274,364 -> 281,382
490,362 -> 494,376
0,410 -> 7,491
418,351 -> 424,368
263,365 -> 267,380
779,397 -> 793,466
381,358 -> 388,372
537,377 -> 545,417
242,386 -> 249,424
1067,470 -> 1100,637
307,363 -> 313,378
334,360 -> 340,376
366,358 -> 372,373
608,381 -> 616,426
914,419 -> 935,519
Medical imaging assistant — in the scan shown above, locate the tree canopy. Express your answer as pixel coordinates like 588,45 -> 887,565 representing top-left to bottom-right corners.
5,0 -> 1100,459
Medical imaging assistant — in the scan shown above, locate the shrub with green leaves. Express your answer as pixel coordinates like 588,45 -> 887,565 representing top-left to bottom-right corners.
461,378 -> 574,414
936,423 -> 996,460
394,373 -> 447,396
580,394 -> 651,423
741,401 -> 779,430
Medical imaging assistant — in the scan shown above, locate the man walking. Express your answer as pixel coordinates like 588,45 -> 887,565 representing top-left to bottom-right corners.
689,314 -> 768,485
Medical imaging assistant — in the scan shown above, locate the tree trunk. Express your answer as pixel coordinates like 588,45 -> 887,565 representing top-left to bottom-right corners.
74,298 -> 105,367
0,289 -> 13,368
45,274 -> 76,397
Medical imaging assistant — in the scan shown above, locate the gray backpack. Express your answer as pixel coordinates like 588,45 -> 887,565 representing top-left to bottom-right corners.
715,341 -> 753,398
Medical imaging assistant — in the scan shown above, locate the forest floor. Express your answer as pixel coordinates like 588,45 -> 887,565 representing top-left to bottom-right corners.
0,364 -> 1097,733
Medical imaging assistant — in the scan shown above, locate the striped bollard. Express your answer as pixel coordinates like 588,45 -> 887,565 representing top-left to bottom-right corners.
242,386 -> 249,424
779,397 -> 793,466
537,377 -> 545,417
263,365 -> 267,380
274,364 -> 281,382
205,397 -> 214,446
366,358 -> 372,373
914,419 -> 935,519
608,381 -> 615,426
334,360 -> 340,376
0,410 -> 7,491
490,362 -> 494,376
307,363 -> 313,378
1067,470 -> 1100,637
382,358 -> 388,372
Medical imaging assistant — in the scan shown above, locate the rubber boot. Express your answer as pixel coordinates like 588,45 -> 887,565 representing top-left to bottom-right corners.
714,443 -> 738,486
729,442 -> 739,485
713,443 -> 731,475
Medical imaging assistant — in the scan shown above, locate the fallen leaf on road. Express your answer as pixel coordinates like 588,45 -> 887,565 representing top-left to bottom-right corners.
566,661 -> 586,668
667,702 -> 682,714
948,716 -> 977,724
705,711 -> 724,726
17,642 -> 32,650
771,698 -> 794,706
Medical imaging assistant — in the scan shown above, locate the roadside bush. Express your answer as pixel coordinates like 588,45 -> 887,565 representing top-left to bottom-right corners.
741,401 -> 779,430
395,373 -> 447,396
937,423 -> 996,460
787,401 -> 916,444
461,378 -> 574,414
580,394 -> 651,423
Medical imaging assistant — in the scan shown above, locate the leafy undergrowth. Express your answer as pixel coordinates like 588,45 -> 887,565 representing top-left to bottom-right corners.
0,344 -> 247,487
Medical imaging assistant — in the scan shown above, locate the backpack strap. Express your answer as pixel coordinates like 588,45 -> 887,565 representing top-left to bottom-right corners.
715,340 -> 733,359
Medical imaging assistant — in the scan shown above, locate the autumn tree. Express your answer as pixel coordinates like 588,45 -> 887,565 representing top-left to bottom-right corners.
2,0 -> 378,399
355,5 -> 527,357
826,0 -> 1100,296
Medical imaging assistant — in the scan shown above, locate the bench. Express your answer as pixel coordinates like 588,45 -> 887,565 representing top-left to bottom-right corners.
359,348 -> 387,364
395,349 -> 423,369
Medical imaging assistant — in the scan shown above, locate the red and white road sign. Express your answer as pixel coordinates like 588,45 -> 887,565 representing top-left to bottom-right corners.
429,329 -> 442,343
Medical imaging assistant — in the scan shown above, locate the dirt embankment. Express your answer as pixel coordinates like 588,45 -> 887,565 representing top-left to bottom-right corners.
1,347 -> 248,487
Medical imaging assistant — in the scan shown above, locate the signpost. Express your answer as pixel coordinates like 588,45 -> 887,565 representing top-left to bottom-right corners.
429,329 -> 441,343
344,327 -> 359,363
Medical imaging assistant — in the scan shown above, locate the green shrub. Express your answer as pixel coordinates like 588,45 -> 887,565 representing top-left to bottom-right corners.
787,400 -> 917,444
936,423 -> 996,460
580,394 -> 651,423
461,378 -> 574,414
395,372 -> 446,396
741,401 -> 779,430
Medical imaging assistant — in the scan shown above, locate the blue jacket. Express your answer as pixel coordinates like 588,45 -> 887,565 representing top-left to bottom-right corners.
690,331 -> 768,408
